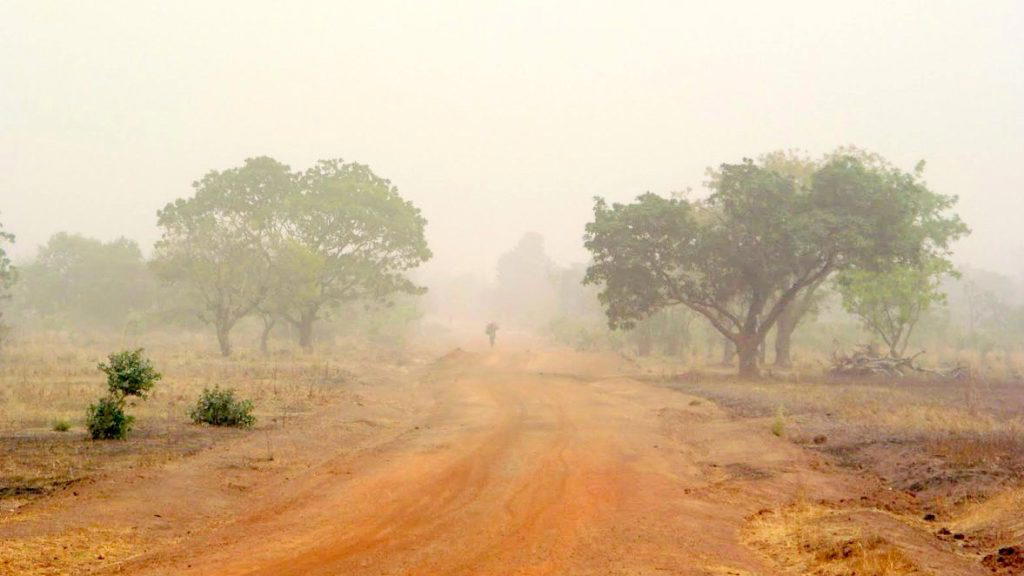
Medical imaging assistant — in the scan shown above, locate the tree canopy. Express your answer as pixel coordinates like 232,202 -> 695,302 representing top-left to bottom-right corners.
153,156 -> 293,356
837,257 -> 955,358
272,160 -> 432,349
153,156 -> 430,355
583,151 -> 968,376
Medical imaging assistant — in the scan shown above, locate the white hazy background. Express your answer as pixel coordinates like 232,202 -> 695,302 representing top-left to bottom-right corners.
2,1 -> 1022,279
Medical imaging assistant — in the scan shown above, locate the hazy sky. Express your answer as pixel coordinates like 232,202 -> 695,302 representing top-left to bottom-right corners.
3,1 -> 1022,279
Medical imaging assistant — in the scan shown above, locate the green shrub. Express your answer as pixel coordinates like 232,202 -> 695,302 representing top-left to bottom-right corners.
98,348 -> 161,399
86,348 -> 160,440
86,395 -> 133,440
771,406 -> 786,438
190,387 -> 255,428
53,419 -> 71,432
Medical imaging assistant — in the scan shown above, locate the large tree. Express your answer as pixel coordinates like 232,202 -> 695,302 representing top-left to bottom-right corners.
272,159 -> 431,350
754,150 -> 825,368
153,157 -> 293,356
583,152 -> 967,377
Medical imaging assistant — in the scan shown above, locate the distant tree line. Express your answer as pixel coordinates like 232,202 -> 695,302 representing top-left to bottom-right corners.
4,148 -> 1023,373
0,157 -> 431,357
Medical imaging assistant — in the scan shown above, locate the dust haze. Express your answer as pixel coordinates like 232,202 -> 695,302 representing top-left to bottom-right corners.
3,3 -> 1024,575
3,1 -> 1022,276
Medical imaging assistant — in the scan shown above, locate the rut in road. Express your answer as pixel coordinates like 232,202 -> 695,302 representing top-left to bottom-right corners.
169,354 -> 629,575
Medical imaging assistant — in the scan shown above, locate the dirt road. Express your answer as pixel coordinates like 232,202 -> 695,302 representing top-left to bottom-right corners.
2,349 -> 986,575
129,349 -> 841,576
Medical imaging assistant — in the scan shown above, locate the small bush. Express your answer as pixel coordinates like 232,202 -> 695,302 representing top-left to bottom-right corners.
190,387 -> 255,428
87,395 -> 133,440
98,348 -> 161,399
771,407 -> 786,438
86,348 -> 160,441
53,419 -> 71,432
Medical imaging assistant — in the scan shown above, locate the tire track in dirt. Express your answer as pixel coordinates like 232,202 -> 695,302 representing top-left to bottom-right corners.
197,361 -> 616,576
127,350 -> 979,574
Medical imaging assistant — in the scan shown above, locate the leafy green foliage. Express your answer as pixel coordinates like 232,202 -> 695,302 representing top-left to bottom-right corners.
584,150 -> 968,376
154,156 -> 431,354
153,156 -> 294,356
87,395 -> 134,440
86,349 -> 160,440
98,348 -> 162,399
628,306 -> 695,357
273,160 -> 432,349
837,258 -> 955,358
190,387 -> 255,428
771,407 -> 786,437
52,419 -> 71,432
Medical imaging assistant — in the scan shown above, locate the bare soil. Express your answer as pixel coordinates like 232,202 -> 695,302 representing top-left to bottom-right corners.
2,349 -> 1019,575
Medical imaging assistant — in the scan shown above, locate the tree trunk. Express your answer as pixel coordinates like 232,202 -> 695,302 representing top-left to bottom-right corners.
296,311 -> 316,352
216,323 -> 233,357
773,276 -> 825,368
259,316 -> 276,356
737,338 -> 760,378
774,306 -> 796,368
721,339 -> 736,366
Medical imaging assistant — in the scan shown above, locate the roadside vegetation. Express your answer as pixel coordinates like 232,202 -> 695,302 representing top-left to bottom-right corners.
2,148 -> 1023,574
1,155 -> 428,505
87,349 -> 162,440
190,387 -> 256,428
445,148 -> 1023,574
0,335 -> 370,508
651,362 -> 1024,574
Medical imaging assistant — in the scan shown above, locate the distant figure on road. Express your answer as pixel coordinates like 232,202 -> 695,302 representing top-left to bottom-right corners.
485,322 -> 499,348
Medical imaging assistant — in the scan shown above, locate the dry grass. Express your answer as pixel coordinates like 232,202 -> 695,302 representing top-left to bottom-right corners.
644,353 -> 1024,572
0,525 -> 145,576
927,427 -> 1024,470
664,371 -> 1024,515
651,363 -> 1024,461
746,501 -> 924,576
952,488 -> 1024,544
0,333 -> 348,432
0,331 -> 368,509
